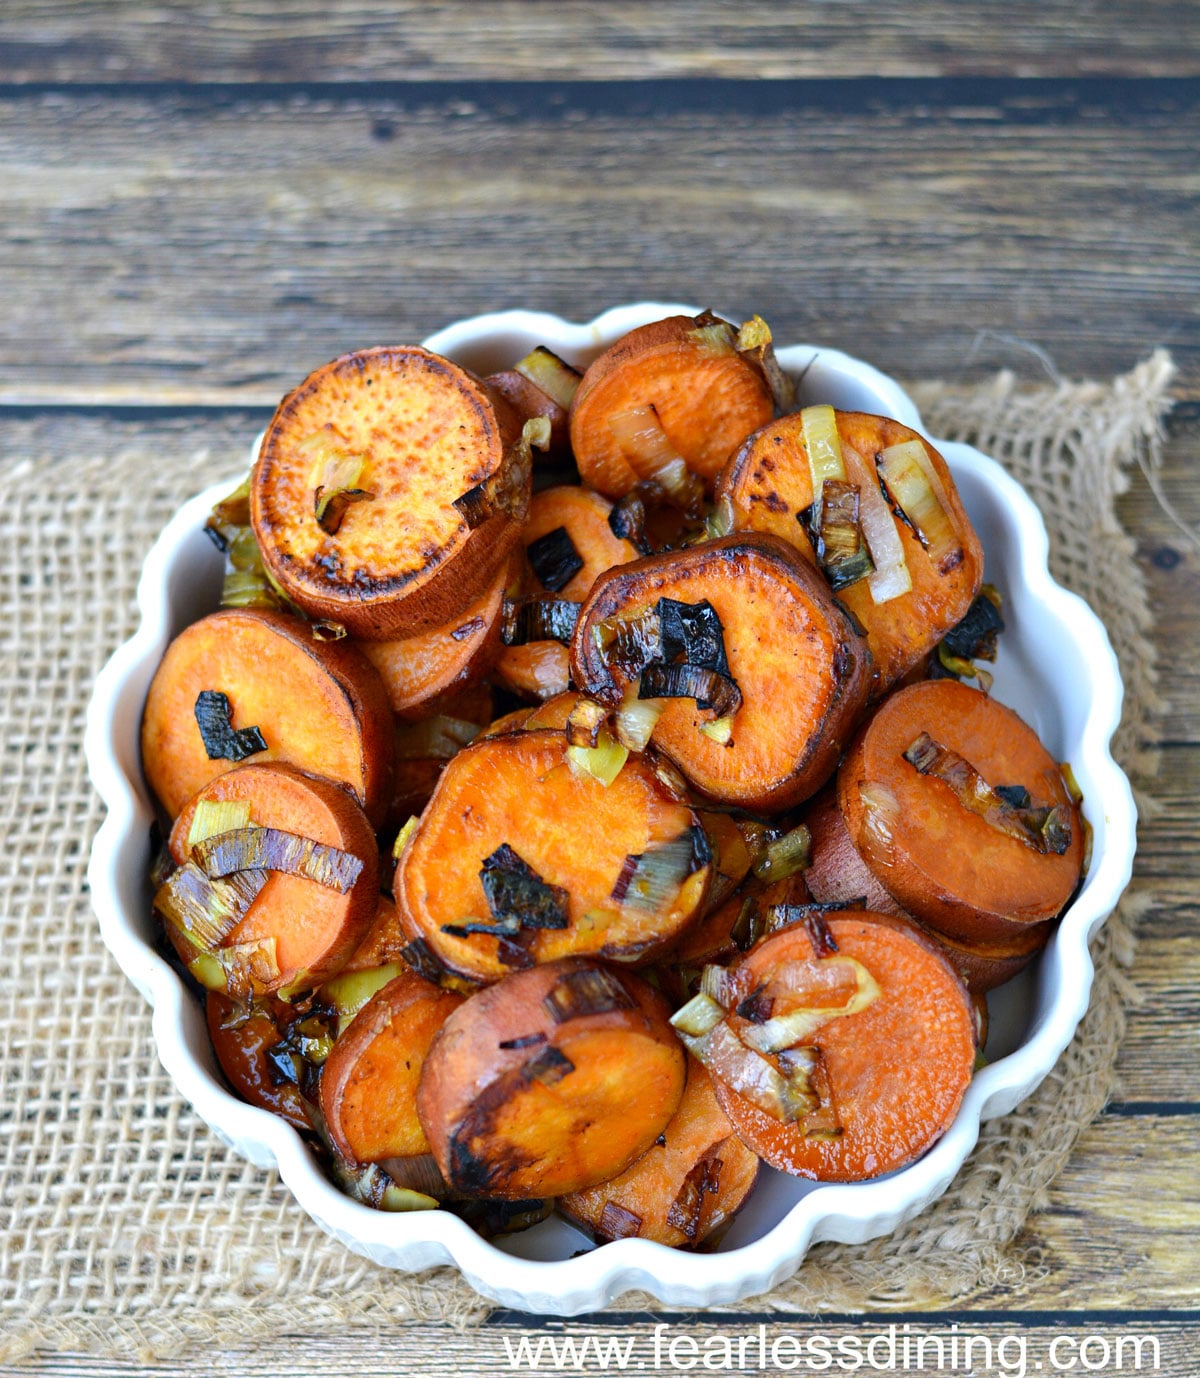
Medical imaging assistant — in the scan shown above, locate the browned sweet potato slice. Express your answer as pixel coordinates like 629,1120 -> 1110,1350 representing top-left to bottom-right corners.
320,969 -> 465,1164
803,783 -> 1049,991
716,409 -> 983,692
142,607 -> 394,826
205,992 -> 310,1131
385,684 -> 495,826
560,1062 -> 759,1247
341,894 -> 410,973
360,555 -> 508,720
251,346 -> 535,640
395,729 -> 711,983
838,679 -> 1084,945
672,871 -> 810,968
570,533 -> 871,812
570,315 -> 774,498
417,959 -> 686,1198
704,912 -> 975,1181
165,762 -> 380,996
496,486 -> 639,699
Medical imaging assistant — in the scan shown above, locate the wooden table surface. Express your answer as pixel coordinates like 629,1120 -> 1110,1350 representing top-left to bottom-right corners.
3,4 -> 1197,1373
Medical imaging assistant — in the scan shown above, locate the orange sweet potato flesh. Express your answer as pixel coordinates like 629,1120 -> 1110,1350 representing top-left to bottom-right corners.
320,969 -> 464,1164
342,894 -> 411,973
716,411 -> 983,693
395,730 -> 711,983
360,554 -> 509,720
141,607 -> 394,827
496,486 -> 638,699
417,959 -> 685,1198
711,912 -> 975,1181
169,762 -> 380,993
251,346 -> 528,639
206,992 -> 310,1131
838,679 -> 1084,945
570,533 -> 871,812
561,1062 -> 759,1247
570,316 -> 774,497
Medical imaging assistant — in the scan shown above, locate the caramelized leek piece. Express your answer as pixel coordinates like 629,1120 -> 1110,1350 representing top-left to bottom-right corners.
737,957 -> 881,1053
565,697 -> 609,749
454,416 -> 547,529
670,991 -> 725,1038
514,346 -> 582,410
699,715 -> 733,745
501,596 -> 579,646
750,825 -> 812,882
904,732 -> 1072,854
480,843 -> 570,931
611,832 -> 699,912
800,404 -> 847,520
736,314 -> 795,413
608,407 -> 705,513
614,681 -> 664,751
394,715 -> 479,761
192,826 -> 365,892
543,967 -> 635,1023
186,799 -> 253,850
565,729 -> 628,787
639,662 -> 742,717
877,439 -> 962,575
154,862 -> 268,953
527,524 -> 584,593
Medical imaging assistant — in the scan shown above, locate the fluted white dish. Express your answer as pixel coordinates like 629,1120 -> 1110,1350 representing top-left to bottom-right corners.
86,304 -> 1136,1314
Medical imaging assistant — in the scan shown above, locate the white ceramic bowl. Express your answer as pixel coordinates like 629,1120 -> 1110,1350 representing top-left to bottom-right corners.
85,304 -> 1136,1314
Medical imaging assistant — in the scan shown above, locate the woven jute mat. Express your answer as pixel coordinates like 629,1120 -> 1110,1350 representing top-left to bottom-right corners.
0,354 -> 1173,1362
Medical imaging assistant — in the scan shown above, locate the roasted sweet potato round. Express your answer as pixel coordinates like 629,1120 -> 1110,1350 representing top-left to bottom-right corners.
570,315 -> 774,497
320,969 -> 465,1165
394,729 -> 712,982
251,346 -> 530,639
141,607 -> 394,826
707,912 -> 975,1181
838,679 -> 1084,944
717,409 -> 983,692
166,761 -> 380,996
360,555 -> 509,720
560,1062 -> 759,1247
570,533 -> 871,812
417,959 -> 686,1198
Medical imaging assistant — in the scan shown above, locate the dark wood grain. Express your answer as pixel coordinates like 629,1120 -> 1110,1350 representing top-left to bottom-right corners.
4,1 -> 1200,83
0,79 -> 1196,403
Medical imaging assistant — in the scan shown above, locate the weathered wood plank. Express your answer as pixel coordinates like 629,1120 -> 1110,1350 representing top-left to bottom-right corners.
0,81 -> 1196,399
3,1 -> 1199,83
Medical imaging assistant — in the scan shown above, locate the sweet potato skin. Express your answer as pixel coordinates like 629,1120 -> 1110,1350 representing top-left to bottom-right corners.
716,410 -> 983,693
417,959 -> 686,1198
320,969 -> 464,1164
141,607 -> 394,827
570,532 -> 871,812
169,761 -> 380,993
838,679 -> 1084,944
395,729 -> 711,982
251,346 -> 528,639
570,316 -> 774,497
711,911 -> 975,1181
560,1062 -> 759,1247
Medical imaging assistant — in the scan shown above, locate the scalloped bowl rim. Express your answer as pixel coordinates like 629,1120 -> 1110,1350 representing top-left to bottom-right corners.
85,304 -> 1136,1314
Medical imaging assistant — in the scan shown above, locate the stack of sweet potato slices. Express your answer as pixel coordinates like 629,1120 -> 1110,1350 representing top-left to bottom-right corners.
139,312 -> 1086,1248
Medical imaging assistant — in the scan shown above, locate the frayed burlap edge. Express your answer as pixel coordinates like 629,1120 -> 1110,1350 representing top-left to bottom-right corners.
0,354 -> 1173,1363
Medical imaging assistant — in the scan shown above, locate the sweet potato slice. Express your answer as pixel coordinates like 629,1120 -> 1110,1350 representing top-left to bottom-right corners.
570,315 -> 774,498
705,912 -> 975,1181
570,533 -> 871,812
395,730 -> 711,983
716,410 -> 983,692
205,992 -> 311,1131
417,959 -> 686,1198
496,486 -> 639,700
320,969 -> 464,1164
251,345 -> 535,640
802,783 -> 1049,992
838,679 -> 1084,945
141,607 -> 394,826
360,555 -> 509,720
561,1062 -> 759,1247
165,762 -> 380,996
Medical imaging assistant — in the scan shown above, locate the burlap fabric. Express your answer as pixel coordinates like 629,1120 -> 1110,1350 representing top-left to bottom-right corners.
0,353 -> 1173,1362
